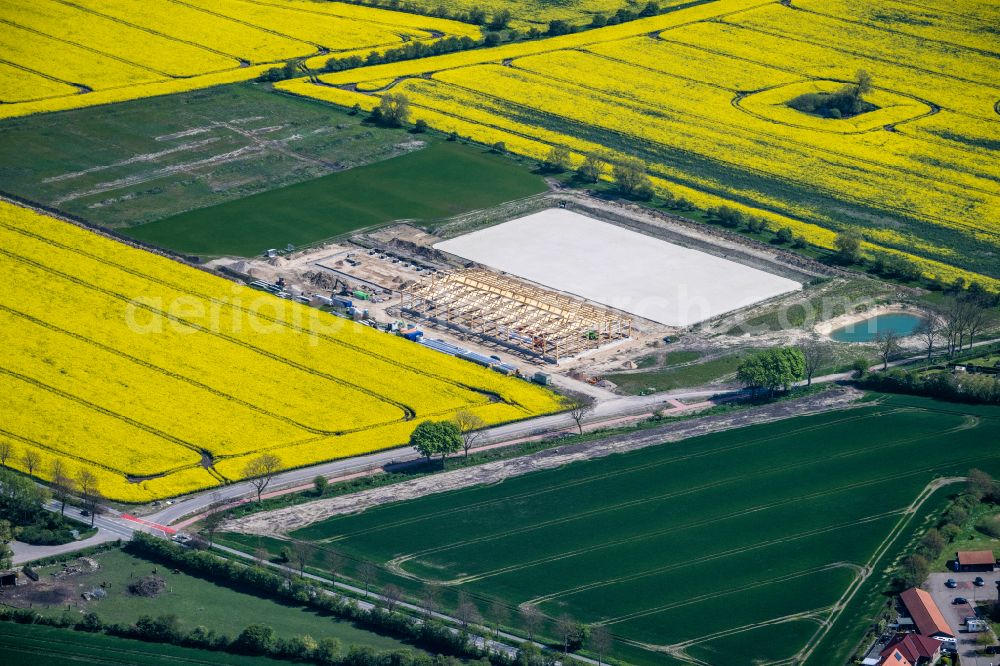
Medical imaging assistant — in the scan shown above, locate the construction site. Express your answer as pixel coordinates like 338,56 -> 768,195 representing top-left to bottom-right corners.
399,268 -> 632,362
209,193 -> 821,381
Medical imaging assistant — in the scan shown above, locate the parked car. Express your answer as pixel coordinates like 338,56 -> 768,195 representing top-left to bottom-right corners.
946,578 -> 958,588
986,645 -> 1000,655
953,597 -> 968,604
974,576 -> 985,586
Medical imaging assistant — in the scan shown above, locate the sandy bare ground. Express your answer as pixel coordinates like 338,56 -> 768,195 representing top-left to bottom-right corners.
223,387 -> 865,537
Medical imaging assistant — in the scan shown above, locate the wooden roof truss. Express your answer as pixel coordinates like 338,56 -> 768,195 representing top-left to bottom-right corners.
400,269 -> 631,361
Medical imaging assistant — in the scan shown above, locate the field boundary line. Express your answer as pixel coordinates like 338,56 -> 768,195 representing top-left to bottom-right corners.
793,476 -> 965,665
523,509 -> 902,605
0,18 -> 173,79
161,0 -> 324,55
602,563 -> 859,626
0,303 -> 330,437
662,610 -> 828,665
0,366 -> 209,460
450,62 -> 998,216
0,241 -> 416,421
52,0 -> 247,64
342,406 -> 967,551
789,4 -> 1000,60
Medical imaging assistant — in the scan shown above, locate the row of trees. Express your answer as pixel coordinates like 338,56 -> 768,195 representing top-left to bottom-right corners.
541,148 -> 656,200
897,469 -> 996,588
860,365 -> 1000,405
0,453 -> 102,539
332,0 -> 662,34
308,2 -> 667,76
0,604 -> 477,666
124,534 -> 611,665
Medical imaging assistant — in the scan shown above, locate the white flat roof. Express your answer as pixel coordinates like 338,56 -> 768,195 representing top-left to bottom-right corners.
434,209 -> 800,327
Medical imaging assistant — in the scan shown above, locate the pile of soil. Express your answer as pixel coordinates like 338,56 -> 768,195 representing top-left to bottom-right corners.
128,574 -> 166,597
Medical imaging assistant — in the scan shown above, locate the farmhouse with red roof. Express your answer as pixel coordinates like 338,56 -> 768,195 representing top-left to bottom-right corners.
900,588 -> 953,639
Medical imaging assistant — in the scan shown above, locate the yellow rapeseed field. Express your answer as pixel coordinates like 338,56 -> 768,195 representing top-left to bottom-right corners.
0,0 -> 480,120
0,201 -> 562,502
282,0 -> 1000,290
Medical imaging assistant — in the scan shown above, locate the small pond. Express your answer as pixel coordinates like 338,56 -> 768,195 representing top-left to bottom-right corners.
829,312 -> 923,343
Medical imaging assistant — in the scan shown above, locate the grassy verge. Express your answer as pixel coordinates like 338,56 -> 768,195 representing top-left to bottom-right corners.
210,384 -> 832,523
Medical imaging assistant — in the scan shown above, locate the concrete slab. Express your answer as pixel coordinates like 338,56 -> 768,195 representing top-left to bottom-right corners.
435,209 -> 800,327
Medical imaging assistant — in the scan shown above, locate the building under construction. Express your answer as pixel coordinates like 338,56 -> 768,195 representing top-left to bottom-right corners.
399,269 -> 631,362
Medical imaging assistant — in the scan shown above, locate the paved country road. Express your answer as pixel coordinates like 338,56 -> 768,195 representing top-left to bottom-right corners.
149,336 -> 999,528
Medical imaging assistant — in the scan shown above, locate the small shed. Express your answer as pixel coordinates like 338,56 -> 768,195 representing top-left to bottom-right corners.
956,550 -> 996,572
0,569 -> 19,588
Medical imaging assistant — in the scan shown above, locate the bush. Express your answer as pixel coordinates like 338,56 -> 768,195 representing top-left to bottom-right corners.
233,624 -> 276,655
977,514 -> 1000,538
708,205 -> 743,228
897,554 -> 930,588
76,612 -> 104,633
775,227 -> 794,244
858,369 -> 1000,406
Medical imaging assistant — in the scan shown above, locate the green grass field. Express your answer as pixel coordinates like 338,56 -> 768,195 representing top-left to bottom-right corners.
125,140 -> 547,256
0,622 -> 278,666
238,395 -> 1000,666
604,353 -> 743,394
20,549 -> 416,654
0,84 -> 423,228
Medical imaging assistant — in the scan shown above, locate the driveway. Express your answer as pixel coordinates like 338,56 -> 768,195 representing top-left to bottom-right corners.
927,571 -> 999,666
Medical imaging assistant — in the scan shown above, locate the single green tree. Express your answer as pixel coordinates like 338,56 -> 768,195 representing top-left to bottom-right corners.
0,519 -> 13,569
374,93 -> 411,127
243,453 -> 282,504
855,69 -> 873,96
544,145 -> 572,173
488,9 -> 511,29
736,347 -> 805,397
410,420 -> 462,464
834,231 -> 862,264
612,158 -> 653,197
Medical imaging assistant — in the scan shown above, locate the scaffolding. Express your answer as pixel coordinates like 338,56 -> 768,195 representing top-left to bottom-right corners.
400,269 -> 631,362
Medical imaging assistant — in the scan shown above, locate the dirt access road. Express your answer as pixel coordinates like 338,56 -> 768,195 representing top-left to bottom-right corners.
223,387 -> 864,536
